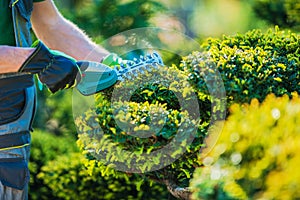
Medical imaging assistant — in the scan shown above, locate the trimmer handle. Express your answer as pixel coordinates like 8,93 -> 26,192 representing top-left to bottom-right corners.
76,52 -> 164,96
76,61 -> 117,96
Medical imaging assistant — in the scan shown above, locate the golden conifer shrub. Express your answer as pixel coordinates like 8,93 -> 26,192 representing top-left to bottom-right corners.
191,93 -> 300,200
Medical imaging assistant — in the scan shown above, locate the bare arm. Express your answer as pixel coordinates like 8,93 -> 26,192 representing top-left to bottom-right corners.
0,0 -> 108,74
0,46 -> 34,73
31,0 -> 109,62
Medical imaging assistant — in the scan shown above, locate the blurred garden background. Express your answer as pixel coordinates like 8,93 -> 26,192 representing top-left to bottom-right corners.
30,0 -> 300,199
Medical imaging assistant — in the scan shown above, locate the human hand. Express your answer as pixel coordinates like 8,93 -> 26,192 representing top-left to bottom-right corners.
18,41 -> 81,93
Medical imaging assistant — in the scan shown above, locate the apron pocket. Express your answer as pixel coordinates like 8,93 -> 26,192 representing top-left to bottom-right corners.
0,157 -> 29,190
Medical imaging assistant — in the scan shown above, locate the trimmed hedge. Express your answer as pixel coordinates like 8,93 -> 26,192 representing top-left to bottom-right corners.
76,27 -> 300,197
191,93 -> 300,199
183,26 -> 300,104
76,67 -> 200,188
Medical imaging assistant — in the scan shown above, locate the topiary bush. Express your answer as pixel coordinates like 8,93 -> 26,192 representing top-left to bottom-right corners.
183,26 -> 300,105
76,27 -> 300,199
191,93 -> 300,199
76,66 -> 201,199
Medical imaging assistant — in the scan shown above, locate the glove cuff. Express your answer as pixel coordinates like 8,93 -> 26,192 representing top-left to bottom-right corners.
18,41 -> 52,73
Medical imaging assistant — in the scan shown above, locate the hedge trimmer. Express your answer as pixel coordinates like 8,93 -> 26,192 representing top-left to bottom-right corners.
76,52 -> 164,96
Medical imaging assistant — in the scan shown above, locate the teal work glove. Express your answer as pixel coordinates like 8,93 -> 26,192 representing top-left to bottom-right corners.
19,41 -> 81,93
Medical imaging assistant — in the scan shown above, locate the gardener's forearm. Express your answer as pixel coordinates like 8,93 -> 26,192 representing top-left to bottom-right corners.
45,18 -> 110,61
0,46 -> 34,74
31,0 -> 109,62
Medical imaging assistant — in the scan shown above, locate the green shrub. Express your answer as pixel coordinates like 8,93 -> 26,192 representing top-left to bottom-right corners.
251,0 -> 300,31
76,27 -> 300,198
76,67 -> 201,188
30,131 -> 171,199
191,93 -> 300,199
29,130 -> 78,199
183,26 -> 300,104
38,152 -> 171,200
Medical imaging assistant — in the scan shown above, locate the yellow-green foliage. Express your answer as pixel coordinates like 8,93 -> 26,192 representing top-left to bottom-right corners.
183,26 -> 300,105
38,152 -> 170,200
76,66 -> 200,187
191,93 -> 300,200
30,131 -> 170,200
29,130 -> 78,200
76,27 -> 299,193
